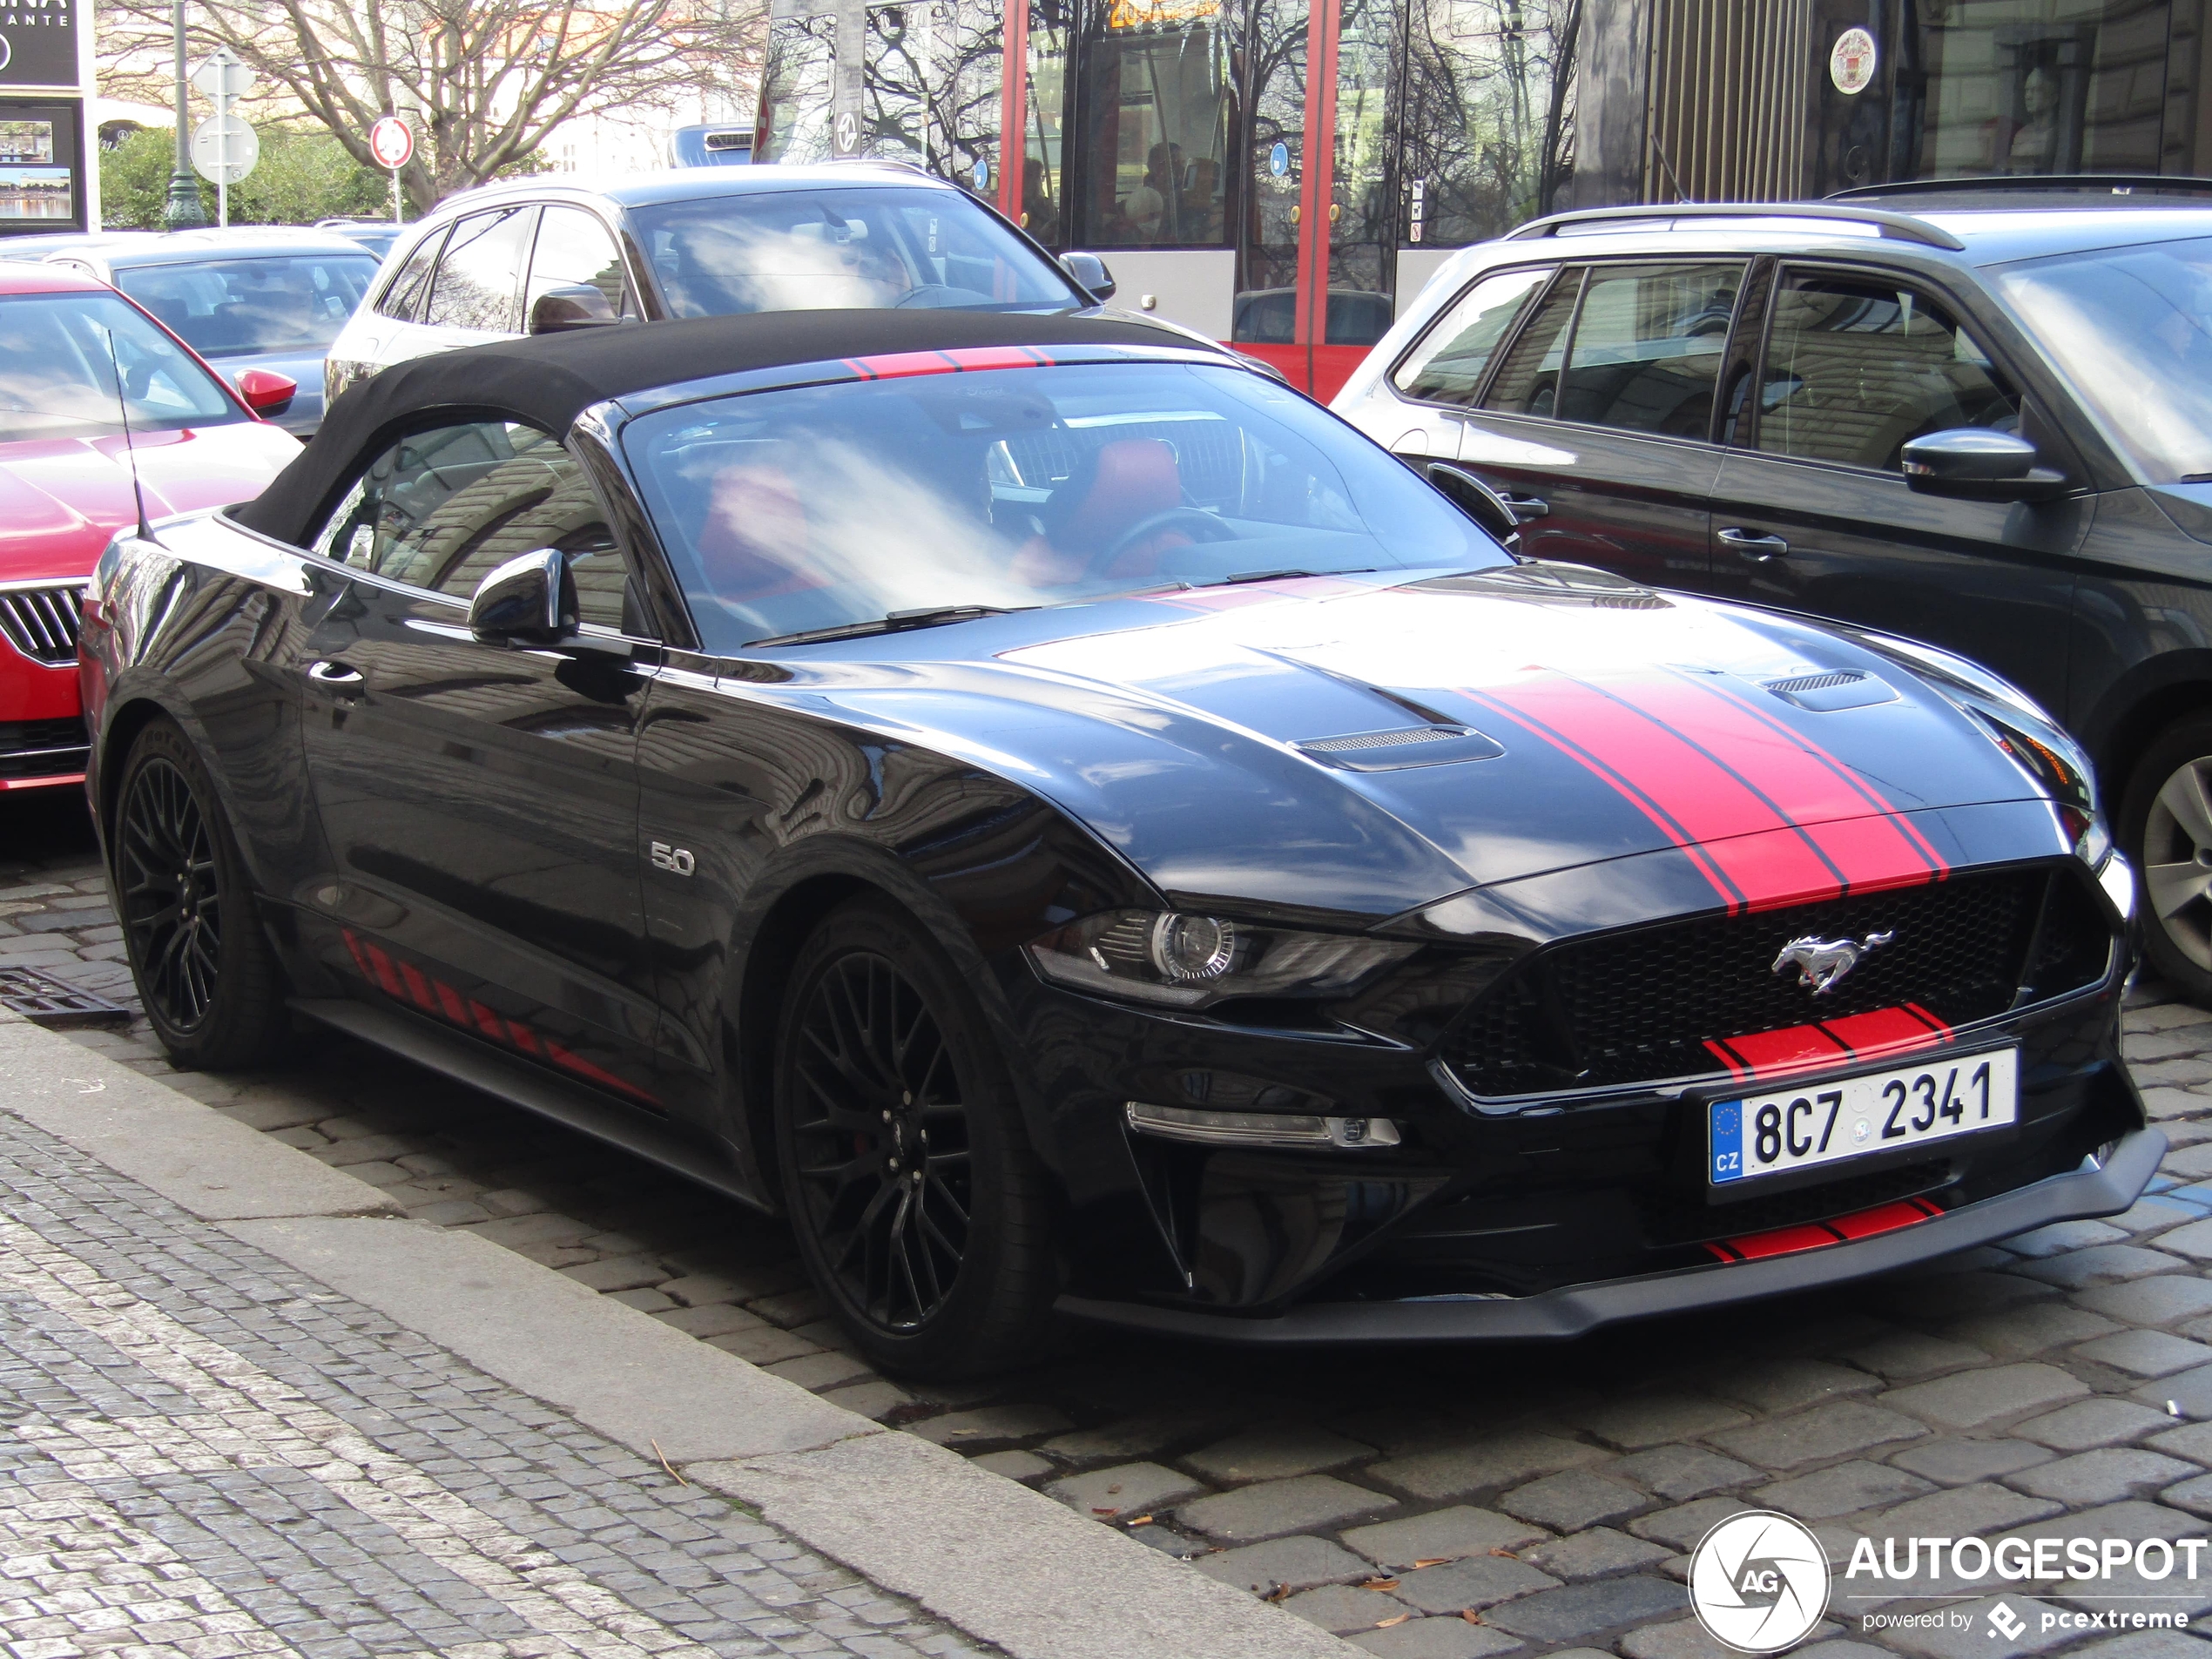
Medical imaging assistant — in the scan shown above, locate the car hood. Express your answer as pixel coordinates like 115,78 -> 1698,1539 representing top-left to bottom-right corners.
0,421 -> 300,583
797,566 -> 2055,921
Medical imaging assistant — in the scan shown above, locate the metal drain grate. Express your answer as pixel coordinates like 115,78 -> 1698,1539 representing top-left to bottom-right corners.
0,965 -> 131,1028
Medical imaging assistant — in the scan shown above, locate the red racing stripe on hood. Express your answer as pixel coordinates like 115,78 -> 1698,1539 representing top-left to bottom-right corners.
1463,673 -> 1840,913
1463,668 -> 1943,913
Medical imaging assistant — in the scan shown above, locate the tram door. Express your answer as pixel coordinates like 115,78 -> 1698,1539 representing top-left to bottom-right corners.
1231,0 -> 1393,399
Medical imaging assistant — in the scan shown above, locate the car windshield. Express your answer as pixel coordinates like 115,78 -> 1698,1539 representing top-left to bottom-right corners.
624,359 -> 1507,651
114,253 -> 380,359
0,289 -> 239,442
1991,234 -> 2212,483
629,186 -> 1079,319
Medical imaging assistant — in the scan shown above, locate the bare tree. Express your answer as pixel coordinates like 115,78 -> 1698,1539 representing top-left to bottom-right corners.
101,0 -> 764,212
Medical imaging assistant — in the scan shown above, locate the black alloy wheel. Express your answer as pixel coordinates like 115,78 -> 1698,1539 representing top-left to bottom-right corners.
773,898 -> 1057,1375
119,755 -> 219,1028
113,718 -> 290,1068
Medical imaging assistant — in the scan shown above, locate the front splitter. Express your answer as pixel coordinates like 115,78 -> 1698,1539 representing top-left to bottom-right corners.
1057,1126 -> 2167,1344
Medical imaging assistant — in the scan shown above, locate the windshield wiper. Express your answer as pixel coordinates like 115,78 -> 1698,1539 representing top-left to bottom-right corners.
1201,567 -> 1377,587
746,604 -> 1033,649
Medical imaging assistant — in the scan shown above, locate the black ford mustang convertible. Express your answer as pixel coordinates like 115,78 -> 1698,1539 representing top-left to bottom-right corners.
79,310 -> 2156,1375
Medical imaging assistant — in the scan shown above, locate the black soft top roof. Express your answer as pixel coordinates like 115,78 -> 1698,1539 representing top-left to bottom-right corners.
231,308 -> 1211,549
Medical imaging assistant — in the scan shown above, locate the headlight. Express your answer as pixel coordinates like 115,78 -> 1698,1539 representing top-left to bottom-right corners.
1026,908 -> 1417,1009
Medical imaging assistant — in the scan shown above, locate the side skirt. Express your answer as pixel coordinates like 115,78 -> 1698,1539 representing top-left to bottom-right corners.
290,996 -> 772,1215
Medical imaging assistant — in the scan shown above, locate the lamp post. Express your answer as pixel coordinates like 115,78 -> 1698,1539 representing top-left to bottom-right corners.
162,0 -> 205,228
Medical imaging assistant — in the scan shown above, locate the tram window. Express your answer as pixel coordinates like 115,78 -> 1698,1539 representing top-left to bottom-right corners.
1479,272 -> 1581,418
1555,262 -> 1743,439
759,16 -> 839,165
1019,0 -> 1072,244
1078,6 -> 1231,248
1393,267 -> 1552,407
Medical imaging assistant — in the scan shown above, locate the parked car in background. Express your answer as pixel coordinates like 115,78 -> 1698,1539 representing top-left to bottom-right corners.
1333,182 -> 2212,1006
0,263 -> 296,794
319,163 -> 1158,407
80,308 -> 2146,1374
667,124 -> 752,167
0,231 -> 156,264
46,229 -> 380,439
314,219 -> 402,261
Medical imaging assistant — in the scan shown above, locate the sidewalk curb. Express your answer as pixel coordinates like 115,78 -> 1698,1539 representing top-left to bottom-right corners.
0,1010 -> 1355,1659
0,1014 -> 400,1221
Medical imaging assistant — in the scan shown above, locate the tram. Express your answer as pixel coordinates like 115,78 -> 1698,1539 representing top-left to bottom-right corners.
752,0 -> 1576,398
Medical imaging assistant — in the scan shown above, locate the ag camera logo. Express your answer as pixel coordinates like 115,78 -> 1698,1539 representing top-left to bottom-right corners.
1690,1511 -> 1832,1654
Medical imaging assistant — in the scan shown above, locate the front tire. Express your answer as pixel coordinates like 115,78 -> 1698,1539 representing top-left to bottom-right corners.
772,896 -> 1058,1377
112,717 -> 290,1069
2123,712 -> 2212,1006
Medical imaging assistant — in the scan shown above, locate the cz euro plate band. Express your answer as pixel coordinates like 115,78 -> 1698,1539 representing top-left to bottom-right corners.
1710,1047 -> 2019,1186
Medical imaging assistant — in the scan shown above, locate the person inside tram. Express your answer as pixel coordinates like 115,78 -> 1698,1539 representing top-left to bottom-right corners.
1120,143 -> 1183,243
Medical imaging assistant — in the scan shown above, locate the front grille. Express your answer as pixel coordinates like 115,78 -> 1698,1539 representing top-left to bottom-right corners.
0,585 -> 84,665
0,717 -> 89,779
1443,866 -> 2109,1099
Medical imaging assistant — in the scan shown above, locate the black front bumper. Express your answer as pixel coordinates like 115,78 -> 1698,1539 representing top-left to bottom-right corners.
1059,1125 -> 2165,1342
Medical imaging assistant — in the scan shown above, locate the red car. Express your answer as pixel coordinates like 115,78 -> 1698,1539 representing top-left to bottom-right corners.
0,264 -> 300,793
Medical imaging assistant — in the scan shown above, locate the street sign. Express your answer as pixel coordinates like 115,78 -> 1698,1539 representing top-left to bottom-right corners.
191,46 -> 255,102
369,116 -> 414,171
190,115 -> 259,185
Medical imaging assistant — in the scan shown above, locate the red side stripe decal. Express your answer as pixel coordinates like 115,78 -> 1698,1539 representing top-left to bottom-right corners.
340,932 -> 657,1107
1705,1196 -> 1938,1264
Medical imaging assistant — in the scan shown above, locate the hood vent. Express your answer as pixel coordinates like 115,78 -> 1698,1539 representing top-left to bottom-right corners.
1764,670 -> 1898,712
1296,724 -> 1506,771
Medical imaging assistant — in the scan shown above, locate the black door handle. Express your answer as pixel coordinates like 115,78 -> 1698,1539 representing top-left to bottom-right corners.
1500,493 -> 1550,520
1719,527 -> 1789,562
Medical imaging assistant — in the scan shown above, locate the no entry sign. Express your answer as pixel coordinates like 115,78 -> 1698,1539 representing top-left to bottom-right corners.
369,115 -> 413,170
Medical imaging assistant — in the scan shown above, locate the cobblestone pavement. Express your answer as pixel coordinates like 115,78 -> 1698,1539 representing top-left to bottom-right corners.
0,1094 -> 991,1659
12,792 -> 2212,1659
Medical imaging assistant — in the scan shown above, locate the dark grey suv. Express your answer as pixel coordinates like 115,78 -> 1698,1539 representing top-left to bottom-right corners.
1332,179 -> 2212,1003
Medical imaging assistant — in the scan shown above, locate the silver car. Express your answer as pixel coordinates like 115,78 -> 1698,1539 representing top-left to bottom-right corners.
48,227 -> 381,437
319,164 -> 1113,410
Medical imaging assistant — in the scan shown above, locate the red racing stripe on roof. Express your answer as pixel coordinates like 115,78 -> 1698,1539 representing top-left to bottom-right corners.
843,346 -> 1057,381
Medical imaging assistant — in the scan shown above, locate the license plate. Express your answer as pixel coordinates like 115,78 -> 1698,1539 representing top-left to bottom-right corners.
1709,1049 -> 2018,1186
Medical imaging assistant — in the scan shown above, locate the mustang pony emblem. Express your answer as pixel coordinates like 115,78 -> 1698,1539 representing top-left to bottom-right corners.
1772,930 -> 1895,994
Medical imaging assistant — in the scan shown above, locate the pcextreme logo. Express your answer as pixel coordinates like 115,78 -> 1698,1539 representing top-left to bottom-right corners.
1689,1511 -> 1832,1654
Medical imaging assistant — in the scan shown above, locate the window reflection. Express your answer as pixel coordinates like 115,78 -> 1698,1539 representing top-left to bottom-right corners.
759,14 -> 839,165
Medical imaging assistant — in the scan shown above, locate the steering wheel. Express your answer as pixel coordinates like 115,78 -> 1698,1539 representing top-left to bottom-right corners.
1098,508 -> 1238,571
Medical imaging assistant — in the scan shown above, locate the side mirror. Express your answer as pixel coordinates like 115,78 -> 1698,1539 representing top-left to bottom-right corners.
529,284 -> 622,334
1061,252 -> 1116,301
469,548 -> 578,646
233,367 -> 297,418
1900,428 -> 2068,502
1426,462 -> 1522,547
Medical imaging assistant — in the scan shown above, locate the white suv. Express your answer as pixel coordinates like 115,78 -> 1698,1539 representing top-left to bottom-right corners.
322,165 -> 1110,408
